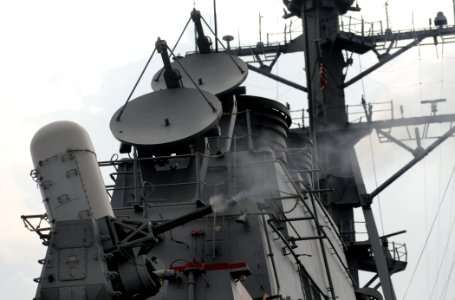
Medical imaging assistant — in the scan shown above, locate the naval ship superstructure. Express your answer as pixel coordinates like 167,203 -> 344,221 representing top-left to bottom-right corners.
22,1 -> 455,299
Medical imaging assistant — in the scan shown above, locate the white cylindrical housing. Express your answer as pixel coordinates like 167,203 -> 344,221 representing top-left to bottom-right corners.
30,121 -> 114,225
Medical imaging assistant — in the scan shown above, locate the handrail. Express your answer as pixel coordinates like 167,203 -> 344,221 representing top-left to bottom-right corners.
273,159 -> 357,287
266,218 -> 329,300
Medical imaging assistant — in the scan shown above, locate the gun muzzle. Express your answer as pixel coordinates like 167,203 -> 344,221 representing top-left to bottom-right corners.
153,205 -> 213,235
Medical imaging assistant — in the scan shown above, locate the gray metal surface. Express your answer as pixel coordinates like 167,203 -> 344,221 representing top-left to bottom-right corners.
237,95 -> 292,127
350,150 -> 397,300
110,88 -> 222,146
105,98 -> 359,299
35,219 -> 113,300
31,121 -> 114,224
151,53 -> 248,96
25,3 -> 455,299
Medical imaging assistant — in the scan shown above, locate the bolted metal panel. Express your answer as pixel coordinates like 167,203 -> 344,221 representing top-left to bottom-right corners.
58,286 -> 86,300
52,220 -> 94,249
58,248 -> 87,281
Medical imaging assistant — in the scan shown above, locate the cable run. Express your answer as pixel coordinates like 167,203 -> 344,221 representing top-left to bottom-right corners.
418,42 -> 430,299
153,16 -> 192,82
116,47 -> 157,121
429,184 -> 455,299
402,162 -> 455,299
165,45 -> 217,113
359,53 -> 385,236
440,250 -> 455,299
440,42 -> 445,98
369,134 -> 385,235
429,149 -> 455,299
358,54 -> 366,97
200,16 -> 245,74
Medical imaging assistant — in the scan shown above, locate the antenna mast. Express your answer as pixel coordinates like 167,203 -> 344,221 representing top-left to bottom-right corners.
453,0 -> 455,24
213,0 -> 218,52
258,12 -> 263,43
385,0 -> 391,30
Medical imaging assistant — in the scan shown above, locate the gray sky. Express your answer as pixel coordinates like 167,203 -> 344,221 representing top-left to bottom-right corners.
1,0 -> 454,299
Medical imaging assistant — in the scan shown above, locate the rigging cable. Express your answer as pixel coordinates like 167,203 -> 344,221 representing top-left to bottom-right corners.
429,176 -> 455,299
200,16 -> 245,73
437,40 -> 447,267
213,0 -> 218,52
440,249 -> 455,299
117,14 -> 193,121
358,54 -> 385,235
430,44 -> 453,297
368,134 -> 384,236
166,45 -> 217,112
116,47 -> 156,121
275,54 -> 279,100
423,145 -> 430,299
417,41 -> 430,298
152,16 -> 193,82
402,162 -> 455,299
440,41 -> 445,98
445,153 -> 455,298
439,175 -> 455,299
301,0 -> 319,191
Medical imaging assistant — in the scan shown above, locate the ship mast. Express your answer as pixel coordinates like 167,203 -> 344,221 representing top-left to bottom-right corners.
296,1 -> 455,299
228,0 -> 455,299
295,1 -> 399,298
297,1 -> 455,299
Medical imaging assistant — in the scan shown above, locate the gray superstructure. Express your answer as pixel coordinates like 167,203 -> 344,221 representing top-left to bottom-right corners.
22,1 -> 455,300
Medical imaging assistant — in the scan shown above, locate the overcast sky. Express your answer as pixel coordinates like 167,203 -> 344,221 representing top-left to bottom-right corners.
1,0 -> 455,299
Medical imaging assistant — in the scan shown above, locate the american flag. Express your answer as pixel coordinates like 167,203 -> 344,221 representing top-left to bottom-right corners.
319,62 -> 327,91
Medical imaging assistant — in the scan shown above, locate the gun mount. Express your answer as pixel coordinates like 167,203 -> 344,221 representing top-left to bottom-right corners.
26,121 -> 215,300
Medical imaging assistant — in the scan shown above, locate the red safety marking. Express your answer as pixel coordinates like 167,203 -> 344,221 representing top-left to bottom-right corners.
191,229 -> 204,236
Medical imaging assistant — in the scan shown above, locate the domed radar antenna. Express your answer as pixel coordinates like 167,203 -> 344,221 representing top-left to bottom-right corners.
151,9 -> 248,96
110,38 -> 222,148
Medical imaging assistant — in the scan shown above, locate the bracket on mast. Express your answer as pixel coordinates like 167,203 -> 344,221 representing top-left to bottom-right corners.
369,124 -> 455,200
343,37 -> 424,88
